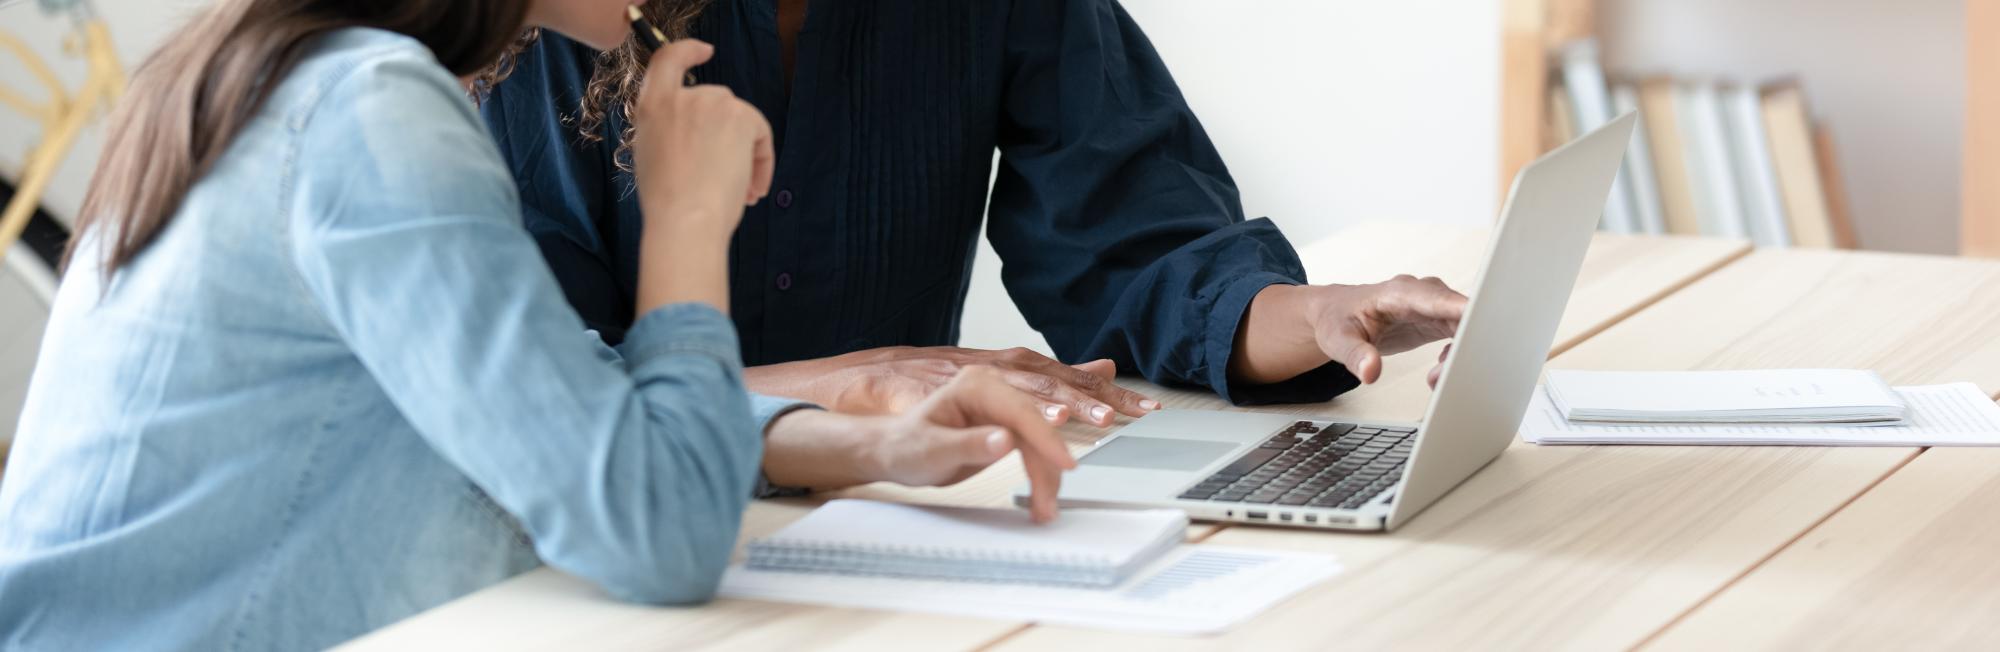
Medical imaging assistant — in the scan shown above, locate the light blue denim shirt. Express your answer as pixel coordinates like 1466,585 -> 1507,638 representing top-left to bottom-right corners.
0,28 -> 805,650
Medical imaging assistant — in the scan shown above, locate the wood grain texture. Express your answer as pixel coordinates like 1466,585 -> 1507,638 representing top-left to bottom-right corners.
1627,253 -> 2000,650
1499,0 -> 1597,204
342,224 -> 1747,650
1965,0 -> 2000,256
1648,448 -> 2000,651
1501,0 -> 1553,202
340,500 -> 1023,652
998,248 -> 2000,651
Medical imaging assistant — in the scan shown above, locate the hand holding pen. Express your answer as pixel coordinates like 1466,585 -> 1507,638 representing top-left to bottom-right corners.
630,5 -> 696,85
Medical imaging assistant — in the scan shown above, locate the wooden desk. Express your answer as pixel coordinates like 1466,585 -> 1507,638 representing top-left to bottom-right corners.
1640,252 -> 2000,651
343,224 -> 1749,650
999,247 -> 2000,651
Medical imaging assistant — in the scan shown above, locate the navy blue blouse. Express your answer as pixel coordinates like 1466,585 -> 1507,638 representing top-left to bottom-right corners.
479,0 -> 1356,404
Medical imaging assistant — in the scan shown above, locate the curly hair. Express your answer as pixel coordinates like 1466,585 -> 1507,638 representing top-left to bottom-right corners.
472,0 -> 713,172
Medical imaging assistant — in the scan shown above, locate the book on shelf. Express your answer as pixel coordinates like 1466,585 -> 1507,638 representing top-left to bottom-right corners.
1636,78 -> 1702,235
1679,80 -> 1749,239
1723,85 -> 1793,247
1559,39 -> 1642,234
1547,81 -> 1578,154
1544,47 -> 1856,249
1611,82 -> 1667,234
1813,125 -> 1862,248
1760,83 -> 1838,248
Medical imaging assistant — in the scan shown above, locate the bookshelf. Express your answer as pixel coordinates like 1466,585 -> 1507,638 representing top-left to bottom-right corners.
1969,0 -> 2000,256
1501,0 -> 1999,255
1499,0 -> 1591,205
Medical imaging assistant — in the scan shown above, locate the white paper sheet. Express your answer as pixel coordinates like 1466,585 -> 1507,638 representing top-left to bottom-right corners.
717,545 -> 1341,636
1521,382 -> 2000,446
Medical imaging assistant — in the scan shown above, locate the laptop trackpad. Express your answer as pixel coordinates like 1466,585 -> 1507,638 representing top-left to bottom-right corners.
1081,437 -> 1238,472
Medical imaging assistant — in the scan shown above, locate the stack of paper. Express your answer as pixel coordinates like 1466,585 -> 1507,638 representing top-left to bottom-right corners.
1522,382 -> 2000,446
1544,369 -> 1907,424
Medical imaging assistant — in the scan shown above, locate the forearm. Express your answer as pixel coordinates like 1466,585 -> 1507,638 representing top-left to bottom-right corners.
743,358 -> 842,407
635,220 -> 732,316
1227,284 -> 1330,385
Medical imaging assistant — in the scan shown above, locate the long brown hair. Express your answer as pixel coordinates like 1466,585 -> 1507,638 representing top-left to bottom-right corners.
68,0 -> 532,275
475,0 -> 712,173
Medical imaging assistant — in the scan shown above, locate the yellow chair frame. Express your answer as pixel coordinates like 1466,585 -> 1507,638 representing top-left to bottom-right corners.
0,8 -> 125,266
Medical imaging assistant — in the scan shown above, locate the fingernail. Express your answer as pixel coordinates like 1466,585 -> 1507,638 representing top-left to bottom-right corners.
1043,405 -> 1064,420
986,430 -> 1011,455
1138,399 -> 1161,411
1090,405 -> 1111,422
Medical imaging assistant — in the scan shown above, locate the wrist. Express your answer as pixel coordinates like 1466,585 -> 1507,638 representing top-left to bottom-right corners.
1229,283 -> 1332,385
761,409 -> 885,490
635,219 -> 733,316
641,210 -> 735,249
747,355 -> 876,411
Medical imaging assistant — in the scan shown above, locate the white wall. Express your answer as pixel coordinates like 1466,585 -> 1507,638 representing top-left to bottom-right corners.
1595,0 -> 1965,254
959,0 -> 1503,353
3,1 -> 1505,236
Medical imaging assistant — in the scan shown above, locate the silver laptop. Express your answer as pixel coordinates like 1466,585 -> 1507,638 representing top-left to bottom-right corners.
1014,113 -> 1639,531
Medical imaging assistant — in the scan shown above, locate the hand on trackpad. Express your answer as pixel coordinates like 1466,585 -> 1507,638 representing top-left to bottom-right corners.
1079,437 -> 1237,472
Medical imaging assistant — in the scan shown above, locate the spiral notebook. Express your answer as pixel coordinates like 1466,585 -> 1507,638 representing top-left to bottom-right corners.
744,500 -> 1188,588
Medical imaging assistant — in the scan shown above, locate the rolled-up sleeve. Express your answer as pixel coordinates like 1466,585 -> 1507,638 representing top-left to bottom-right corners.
986,0 -> 1357,405
288,51 -> 759,605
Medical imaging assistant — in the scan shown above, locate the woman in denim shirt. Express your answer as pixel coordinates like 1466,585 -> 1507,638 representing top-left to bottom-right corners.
0,0 -> 1072,649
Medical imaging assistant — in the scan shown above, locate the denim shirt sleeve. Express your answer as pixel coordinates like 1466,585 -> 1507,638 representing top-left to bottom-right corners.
989,0 -> 1359,405
582,330 -> 818,498
284,50 -> 759,604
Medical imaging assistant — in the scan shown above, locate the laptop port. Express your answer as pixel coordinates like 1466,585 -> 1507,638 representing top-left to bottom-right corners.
1303,514 -> 1318,524
1246,510 -> 1269,520
1278,513 -> 1293,522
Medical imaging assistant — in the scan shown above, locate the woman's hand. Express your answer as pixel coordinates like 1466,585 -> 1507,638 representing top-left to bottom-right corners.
744,347 -> 1160,427
628,39 -> 775,315
761,366 -> 1079,522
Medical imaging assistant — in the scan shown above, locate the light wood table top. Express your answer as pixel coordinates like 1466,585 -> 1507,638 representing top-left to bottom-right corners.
1642,252 -> 2000,651
998,247 -> 2000,651
343,224 -> 1751,651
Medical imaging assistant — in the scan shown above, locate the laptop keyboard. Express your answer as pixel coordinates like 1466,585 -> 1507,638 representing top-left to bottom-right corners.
1176,421 -> 1416,510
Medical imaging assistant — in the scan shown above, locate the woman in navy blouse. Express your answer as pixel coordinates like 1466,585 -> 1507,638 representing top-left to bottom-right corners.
481,0 -> 1468,428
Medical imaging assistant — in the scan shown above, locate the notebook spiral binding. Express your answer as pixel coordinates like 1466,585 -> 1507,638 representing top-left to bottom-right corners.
745,539 -> 1125,588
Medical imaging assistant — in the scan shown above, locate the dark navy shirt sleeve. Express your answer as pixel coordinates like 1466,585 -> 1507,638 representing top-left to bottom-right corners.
988,0 -> 1357,405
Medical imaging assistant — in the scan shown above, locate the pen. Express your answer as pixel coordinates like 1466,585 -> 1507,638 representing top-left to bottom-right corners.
629,5 -> 668,53
629,5 -> 696,85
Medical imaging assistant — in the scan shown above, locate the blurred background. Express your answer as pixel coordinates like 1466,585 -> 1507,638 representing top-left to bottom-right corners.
0,0 -> 1976,443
